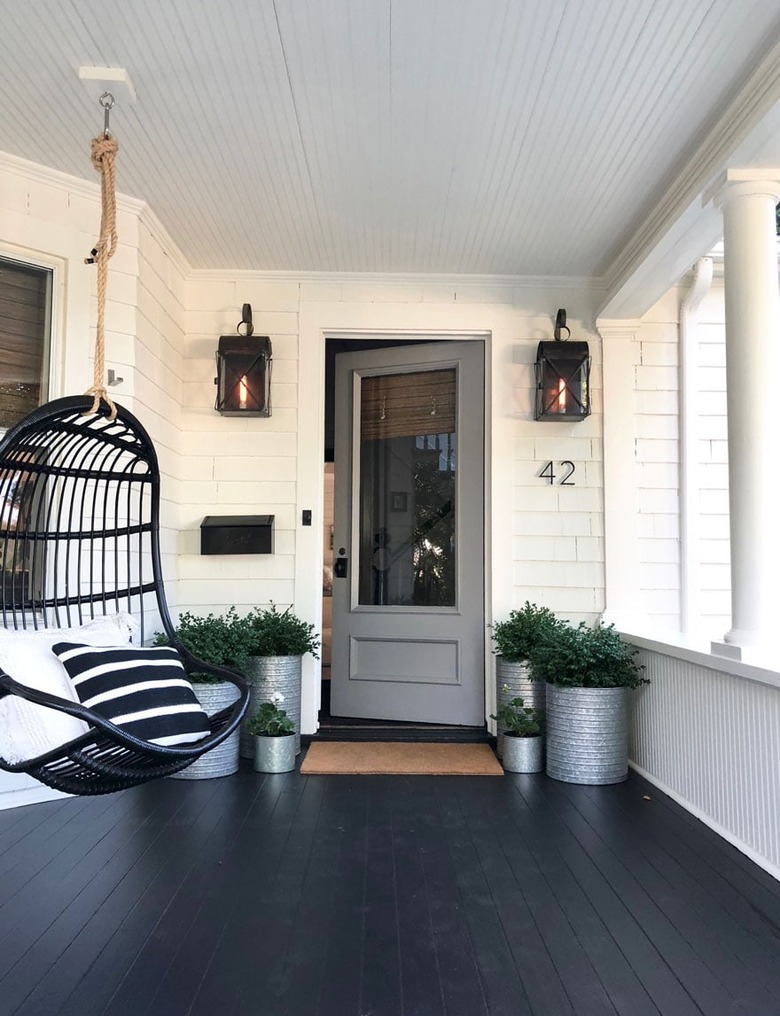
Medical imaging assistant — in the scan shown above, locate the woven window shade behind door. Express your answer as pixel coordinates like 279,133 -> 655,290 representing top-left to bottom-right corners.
360,369 -> 456,441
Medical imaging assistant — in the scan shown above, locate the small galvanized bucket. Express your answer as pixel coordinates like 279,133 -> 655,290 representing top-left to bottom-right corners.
545,684 -> 628,785
501,734 -> 543,773
253,733 -> 296,773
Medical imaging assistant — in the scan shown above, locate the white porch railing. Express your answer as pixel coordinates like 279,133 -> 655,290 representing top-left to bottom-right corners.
627,634 -> 780,880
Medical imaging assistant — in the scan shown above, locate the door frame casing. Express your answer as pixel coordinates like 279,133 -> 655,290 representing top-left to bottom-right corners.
331,340 -> 486,724
295,319 -> 493,735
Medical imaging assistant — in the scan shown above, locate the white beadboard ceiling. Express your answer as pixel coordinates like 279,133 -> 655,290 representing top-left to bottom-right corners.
1,0 -> 780,276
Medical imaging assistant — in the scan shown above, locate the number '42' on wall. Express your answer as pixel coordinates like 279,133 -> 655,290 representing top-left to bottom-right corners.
539,461 -> 576,485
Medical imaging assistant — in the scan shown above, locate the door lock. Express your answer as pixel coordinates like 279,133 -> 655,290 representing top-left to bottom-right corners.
334,557 -> 348,578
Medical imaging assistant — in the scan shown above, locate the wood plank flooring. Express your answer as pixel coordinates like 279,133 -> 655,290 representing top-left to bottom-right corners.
1,759 -> 779,1016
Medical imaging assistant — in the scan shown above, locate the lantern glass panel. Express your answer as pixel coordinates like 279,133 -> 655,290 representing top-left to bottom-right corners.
215,337 -> 272,416
534,342 -> 590,421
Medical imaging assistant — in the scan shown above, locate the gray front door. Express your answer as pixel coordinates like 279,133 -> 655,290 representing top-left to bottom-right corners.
330,341 -> 485,725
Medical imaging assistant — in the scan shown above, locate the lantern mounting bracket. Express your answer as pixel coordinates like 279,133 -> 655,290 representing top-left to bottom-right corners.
553,308 -> 570,342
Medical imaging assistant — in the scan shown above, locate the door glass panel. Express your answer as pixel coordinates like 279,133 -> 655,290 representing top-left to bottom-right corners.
357,368 -> 456,607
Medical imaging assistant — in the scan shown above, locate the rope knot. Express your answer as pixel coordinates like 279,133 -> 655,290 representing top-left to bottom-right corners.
90,134 -> 119,171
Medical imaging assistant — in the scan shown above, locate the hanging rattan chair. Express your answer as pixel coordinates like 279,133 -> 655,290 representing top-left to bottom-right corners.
0,395 -> 249,795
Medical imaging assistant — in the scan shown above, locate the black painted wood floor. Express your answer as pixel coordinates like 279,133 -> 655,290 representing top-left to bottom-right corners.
2,760 -> 780,1016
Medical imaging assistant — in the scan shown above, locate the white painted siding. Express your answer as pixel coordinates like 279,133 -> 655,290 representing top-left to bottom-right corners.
624,279 -> 730,640
180,278 -> 300,612
633,294 -> 681,630
135,216 -> 187,607
696,282 -> 731,633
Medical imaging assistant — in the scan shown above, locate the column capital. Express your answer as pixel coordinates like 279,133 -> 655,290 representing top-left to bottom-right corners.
704,168 -> 780,209
595,318 -> 641,341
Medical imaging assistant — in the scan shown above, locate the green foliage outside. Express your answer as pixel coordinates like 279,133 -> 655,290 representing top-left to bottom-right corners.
490,601 -> 561,661
154,606 -> 253,682
529,621 -> 647,689
247,701 -> 295,736
155,602 -> 320,682
491,696 -> 545,737
244,603 -> 320,658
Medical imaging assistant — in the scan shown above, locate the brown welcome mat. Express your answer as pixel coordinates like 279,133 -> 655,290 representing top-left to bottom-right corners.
300,741 -> 503,776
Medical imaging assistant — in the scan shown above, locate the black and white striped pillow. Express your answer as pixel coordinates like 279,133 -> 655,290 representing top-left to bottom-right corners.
52,642 -> 210,747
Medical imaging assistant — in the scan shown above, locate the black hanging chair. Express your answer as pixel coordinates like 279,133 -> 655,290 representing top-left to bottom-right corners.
0,396 -> 249,795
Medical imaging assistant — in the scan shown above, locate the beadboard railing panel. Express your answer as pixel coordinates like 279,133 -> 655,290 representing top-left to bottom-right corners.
629,644 -> 780,877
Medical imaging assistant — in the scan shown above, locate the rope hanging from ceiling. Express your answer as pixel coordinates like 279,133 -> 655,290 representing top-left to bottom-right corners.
83,93 -> 119,419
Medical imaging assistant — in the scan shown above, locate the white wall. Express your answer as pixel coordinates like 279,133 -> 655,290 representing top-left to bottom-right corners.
181,277 -> 606,731
605,277 -> 731,642
695,280 -> 730,633
633,290 -> 682,630
1,152 -> 738,750
135,216 -> 187,605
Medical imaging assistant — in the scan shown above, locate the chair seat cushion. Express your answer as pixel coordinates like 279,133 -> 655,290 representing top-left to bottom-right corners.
0,613 -> 138,765
52,643 -> 211,747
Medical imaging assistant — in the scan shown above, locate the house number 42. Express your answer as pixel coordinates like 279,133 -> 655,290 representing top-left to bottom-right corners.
539,460 -> 576,485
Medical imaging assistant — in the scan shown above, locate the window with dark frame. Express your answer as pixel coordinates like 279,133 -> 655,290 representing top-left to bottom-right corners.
0,256 -> 52,604
0,256 -> 52,431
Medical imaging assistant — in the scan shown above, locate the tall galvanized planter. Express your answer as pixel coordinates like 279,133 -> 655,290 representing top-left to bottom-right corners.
502,734 -> 544,773
545,684 -> 629,785
495,658 -> 545,758
241,655 -> 302,758
170,681 -> 241,780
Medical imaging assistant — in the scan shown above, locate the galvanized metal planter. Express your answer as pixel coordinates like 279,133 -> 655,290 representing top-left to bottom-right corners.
545,684 -> 628,785
252,733 -> 296,773
241,655 -> 302,758
170,681 -> 241,780
501,734 -> 544,773
495,658 -> 545,758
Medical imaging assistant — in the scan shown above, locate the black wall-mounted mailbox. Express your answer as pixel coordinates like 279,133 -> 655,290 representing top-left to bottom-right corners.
200,515 -> 274,555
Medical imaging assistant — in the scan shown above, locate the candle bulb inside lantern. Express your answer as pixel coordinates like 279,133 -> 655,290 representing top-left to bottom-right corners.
239,375 -> 248,409
557,377 -> 566,411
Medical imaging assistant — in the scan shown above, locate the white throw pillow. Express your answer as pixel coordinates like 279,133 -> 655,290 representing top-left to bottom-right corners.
0,613 -> 138,765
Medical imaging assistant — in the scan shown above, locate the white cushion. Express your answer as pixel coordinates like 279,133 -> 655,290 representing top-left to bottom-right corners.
0,613 -> 138,765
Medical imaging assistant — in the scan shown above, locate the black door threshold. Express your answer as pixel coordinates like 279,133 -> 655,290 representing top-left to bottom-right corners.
309,723 -> 491,744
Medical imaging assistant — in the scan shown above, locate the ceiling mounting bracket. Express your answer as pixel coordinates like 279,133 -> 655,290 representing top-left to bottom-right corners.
99,92 -> 115,137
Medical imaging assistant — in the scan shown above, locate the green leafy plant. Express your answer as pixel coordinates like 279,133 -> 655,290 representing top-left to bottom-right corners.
529,621 -> 647,689
490,601 -> 561,661
247,696 -> 295,736
491,696 -> 544,737
154,607 -> 252,682
245,603 -> 320,658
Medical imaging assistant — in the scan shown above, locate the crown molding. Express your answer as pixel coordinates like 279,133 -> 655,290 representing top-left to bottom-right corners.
599,32 -> 780,317
137,205 -> 192,279
0,149 -> 146,216
187,266 -> 603,291
1,149 -> 191,277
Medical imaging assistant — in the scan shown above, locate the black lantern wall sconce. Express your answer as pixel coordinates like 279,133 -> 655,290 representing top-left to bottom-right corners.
214,304 -> 273,416
534,309 -> 591,421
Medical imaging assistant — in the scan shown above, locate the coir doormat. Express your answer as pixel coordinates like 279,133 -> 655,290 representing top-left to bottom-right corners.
300,741 -> 503,776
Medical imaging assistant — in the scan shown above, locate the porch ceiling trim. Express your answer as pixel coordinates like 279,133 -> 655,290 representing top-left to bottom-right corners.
598,33 -> 780,320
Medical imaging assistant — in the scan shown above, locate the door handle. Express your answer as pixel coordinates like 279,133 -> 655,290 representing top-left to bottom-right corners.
334,557 -> 348,578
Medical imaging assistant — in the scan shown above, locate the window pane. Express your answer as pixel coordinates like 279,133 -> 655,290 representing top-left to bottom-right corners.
0,257 -> 51,430
358,369 -> 457,607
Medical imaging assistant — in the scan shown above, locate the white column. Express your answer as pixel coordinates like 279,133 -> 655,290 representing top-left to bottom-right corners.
711,171 -> 780,659
679,257 -> 713,635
